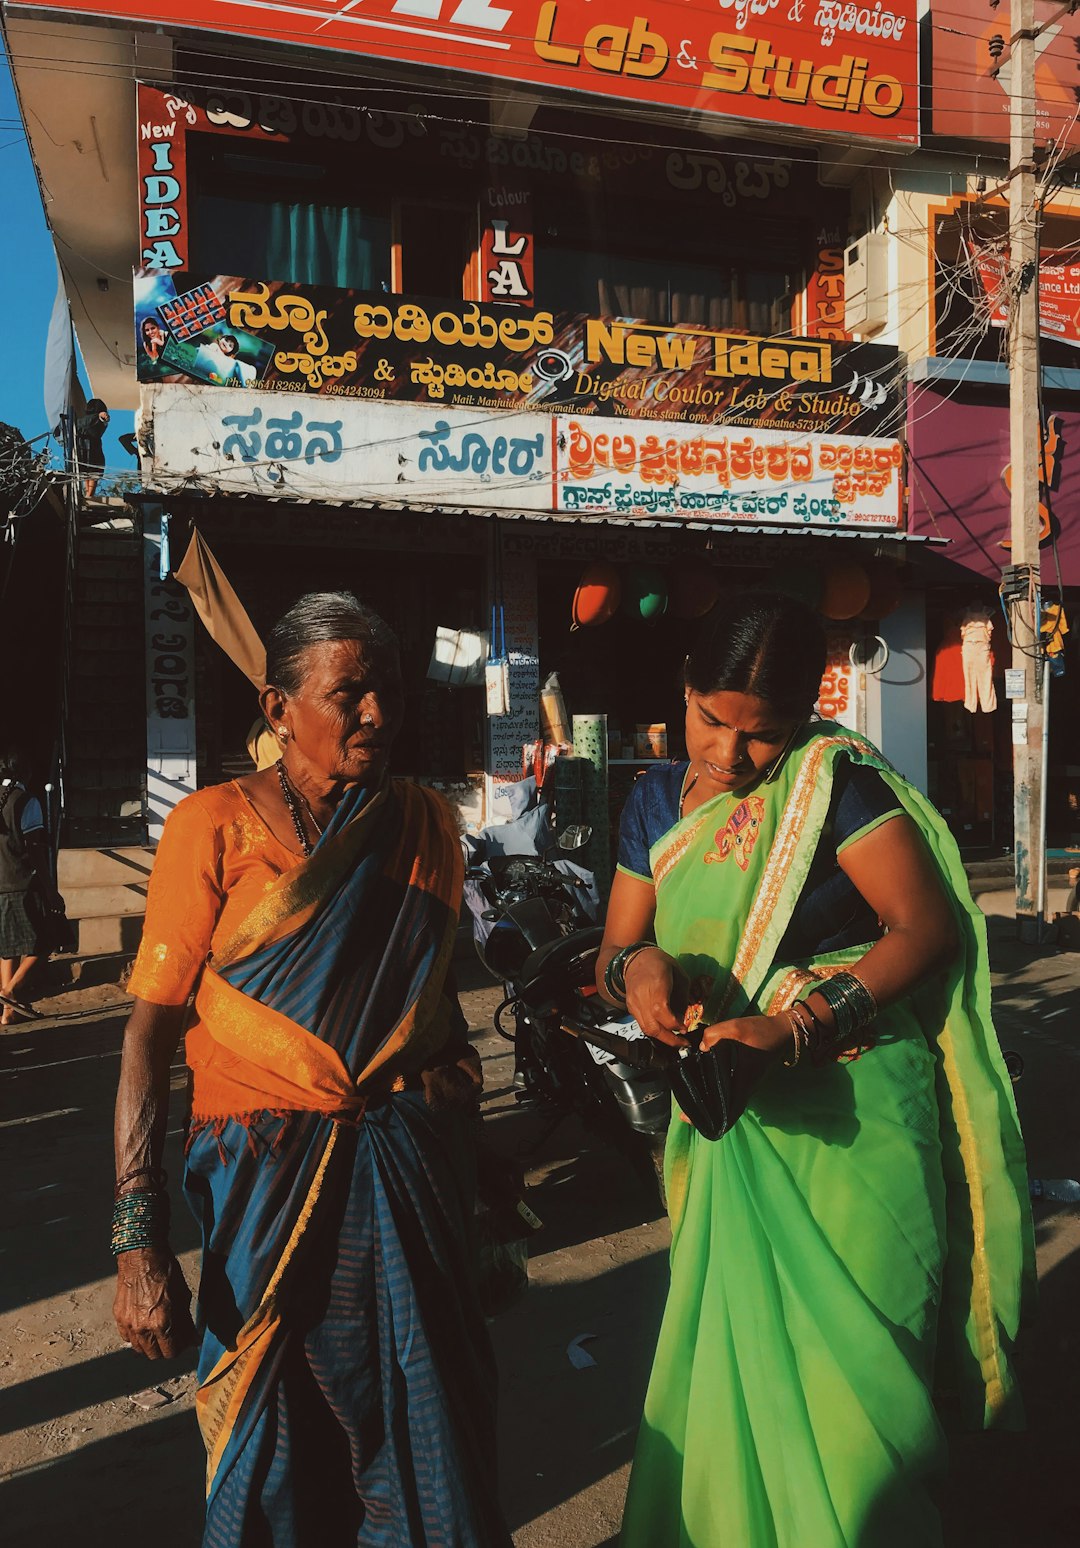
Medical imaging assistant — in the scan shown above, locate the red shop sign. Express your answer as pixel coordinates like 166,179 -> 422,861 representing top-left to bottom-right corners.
931,0 -> 1080,150
24,1 -> 919,145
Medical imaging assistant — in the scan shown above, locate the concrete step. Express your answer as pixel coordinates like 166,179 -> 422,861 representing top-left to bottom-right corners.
60,883 -> 148,920
73,913 -> 146,957
964,856 -> 1075,898
58,847 -> 154,890
44,949 -> 136,992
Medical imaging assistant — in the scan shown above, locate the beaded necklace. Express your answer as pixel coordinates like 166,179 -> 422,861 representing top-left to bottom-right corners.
276,763 -> 322,856
679,767 -> 699,817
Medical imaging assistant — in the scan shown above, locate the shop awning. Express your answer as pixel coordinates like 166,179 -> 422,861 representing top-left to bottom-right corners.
140,487 -> 945,546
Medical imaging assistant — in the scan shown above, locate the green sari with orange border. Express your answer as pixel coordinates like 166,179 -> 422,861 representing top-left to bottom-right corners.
620,728 -> 1033,1548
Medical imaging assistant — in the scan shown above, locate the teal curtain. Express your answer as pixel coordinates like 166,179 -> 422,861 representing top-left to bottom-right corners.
193,194 -> 387,289
266,201 -> 380,289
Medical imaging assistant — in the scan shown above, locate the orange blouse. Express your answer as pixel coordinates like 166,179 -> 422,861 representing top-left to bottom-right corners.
128,782 -> 304,1069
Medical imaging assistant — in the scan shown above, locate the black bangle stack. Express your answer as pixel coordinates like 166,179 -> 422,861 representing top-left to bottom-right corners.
114,1164 -> 167,1199
603,941 -> 655,1003
812,972 -> 878,1045
788,972 -> 878,1066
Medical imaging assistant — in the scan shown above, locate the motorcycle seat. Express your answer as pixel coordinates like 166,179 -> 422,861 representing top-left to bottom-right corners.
518,924 -> 605,997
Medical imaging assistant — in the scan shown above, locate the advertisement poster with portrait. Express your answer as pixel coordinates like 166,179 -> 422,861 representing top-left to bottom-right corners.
135,271 -> 275,389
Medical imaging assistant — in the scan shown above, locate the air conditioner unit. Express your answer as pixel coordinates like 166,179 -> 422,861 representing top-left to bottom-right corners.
844,233 -> 889,335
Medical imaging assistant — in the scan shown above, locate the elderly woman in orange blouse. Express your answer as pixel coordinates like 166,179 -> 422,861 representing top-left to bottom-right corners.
112,592 -> 511,1548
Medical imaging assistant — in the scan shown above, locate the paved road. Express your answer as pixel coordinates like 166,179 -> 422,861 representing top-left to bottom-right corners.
1,923 -> 1078,1546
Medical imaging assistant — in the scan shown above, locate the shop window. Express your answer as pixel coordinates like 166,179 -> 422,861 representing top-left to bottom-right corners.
393,200 -> 478,298
933,204 -> 1080,369
533,182 -> 798,329
539,244 -> 791,331
189,142 -> 392,291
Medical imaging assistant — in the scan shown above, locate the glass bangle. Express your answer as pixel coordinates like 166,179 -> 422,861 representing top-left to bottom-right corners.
110,1187 -> 170,1256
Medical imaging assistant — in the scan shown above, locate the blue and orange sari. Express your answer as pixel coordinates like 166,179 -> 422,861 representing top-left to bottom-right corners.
134,777 -> 510,1547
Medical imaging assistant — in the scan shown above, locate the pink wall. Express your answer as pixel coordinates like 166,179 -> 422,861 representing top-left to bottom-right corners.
907,382 -> 1080,588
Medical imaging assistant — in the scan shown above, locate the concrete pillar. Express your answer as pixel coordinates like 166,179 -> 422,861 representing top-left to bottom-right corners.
485,544 -> 539,820
143,504 -> 197,840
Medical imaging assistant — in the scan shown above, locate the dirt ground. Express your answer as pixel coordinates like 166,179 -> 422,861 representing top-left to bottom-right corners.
1,921 -> 1078,1546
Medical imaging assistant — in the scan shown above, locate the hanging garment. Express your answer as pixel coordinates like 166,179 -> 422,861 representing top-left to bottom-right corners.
1042,602 -> 1070,658
961,608 -> 997,714
931,621 -> 965,702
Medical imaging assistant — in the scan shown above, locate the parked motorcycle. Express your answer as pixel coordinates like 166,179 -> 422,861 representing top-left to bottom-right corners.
463,810 -> 671,1200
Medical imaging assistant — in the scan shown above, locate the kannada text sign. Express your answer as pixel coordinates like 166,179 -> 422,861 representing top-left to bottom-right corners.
136,271 -> 901,435
145,384 -> 904,529
26,1 -> 919,143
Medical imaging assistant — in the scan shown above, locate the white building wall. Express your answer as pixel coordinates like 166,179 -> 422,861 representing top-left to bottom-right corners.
860,593 -> 928,793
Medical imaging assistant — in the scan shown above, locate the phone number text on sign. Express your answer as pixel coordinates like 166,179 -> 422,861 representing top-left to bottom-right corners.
32,1 -> 919,143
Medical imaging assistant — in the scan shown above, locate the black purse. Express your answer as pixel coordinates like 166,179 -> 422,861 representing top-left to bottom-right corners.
669,1037 -> 775,1142
26,878 -> 78,957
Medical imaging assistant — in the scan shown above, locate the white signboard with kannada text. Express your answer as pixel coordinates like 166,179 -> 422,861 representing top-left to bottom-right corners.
145,386 -> 904,530
555,416 -> 904,529
145,386 -> 554,510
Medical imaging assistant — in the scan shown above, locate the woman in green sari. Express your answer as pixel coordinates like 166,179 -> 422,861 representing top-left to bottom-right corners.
598,592 -> 1032,1548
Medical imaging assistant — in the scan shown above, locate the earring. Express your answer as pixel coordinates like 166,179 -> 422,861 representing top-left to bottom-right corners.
278,728 -> 289,744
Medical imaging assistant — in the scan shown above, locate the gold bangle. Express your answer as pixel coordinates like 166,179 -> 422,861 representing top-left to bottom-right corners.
786,1003 -> 817,1067
783,1008 -> 806,1068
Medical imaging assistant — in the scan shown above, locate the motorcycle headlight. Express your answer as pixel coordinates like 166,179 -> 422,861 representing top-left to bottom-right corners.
482,917 -> 531,979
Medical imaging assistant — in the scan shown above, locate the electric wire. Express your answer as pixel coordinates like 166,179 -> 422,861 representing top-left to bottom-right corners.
3,11 -> 1071,534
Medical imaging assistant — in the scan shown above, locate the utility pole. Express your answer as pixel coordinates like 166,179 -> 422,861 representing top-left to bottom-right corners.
1006,0 -> 1046,938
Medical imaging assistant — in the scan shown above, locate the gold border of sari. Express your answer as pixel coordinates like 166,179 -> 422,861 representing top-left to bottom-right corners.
197,1123 -> 340,1495
740,735 -> 1029,1428
211,784 -> 391,970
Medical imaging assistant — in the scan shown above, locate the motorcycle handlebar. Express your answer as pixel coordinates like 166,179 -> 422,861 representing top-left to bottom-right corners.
560,1017 -> 672,1074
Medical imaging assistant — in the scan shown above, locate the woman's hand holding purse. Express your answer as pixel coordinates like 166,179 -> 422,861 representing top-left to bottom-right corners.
623,947 -> 692,1049
622,956 -> 791,1141
699,1014 -> 793,1055
670,1014 -> 790,1143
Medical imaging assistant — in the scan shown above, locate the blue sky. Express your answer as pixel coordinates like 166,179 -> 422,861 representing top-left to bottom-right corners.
1,48 -> 132,469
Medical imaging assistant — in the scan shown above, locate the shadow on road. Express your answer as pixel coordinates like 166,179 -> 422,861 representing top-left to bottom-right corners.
0,1013 -> 199,1316
1,1408 -> 205,1547
941,1207 -> 1080,1548
480,1097 -> 669,1541
492,1251 -> 667,1535
939,918 -> 1080,1547
0,1344 -> 197,1439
